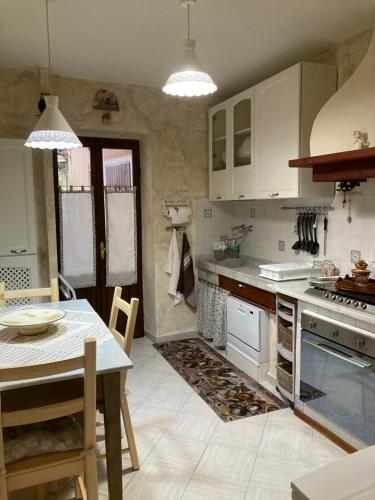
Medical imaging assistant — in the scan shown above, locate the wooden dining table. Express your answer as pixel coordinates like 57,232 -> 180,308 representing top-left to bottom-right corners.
0,298 -> 133,500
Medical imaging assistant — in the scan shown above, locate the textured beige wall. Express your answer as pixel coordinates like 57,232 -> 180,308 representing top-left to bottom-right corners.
310,28 -> 372,86
0,27 -> 371,338
52,75 -> 209,337
0,69 -> 208,337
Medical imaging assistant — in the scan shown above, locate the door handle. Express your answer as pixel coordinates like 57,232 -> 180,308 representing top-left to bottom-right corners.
302,338 -> 373,369
100,241 -> 106,260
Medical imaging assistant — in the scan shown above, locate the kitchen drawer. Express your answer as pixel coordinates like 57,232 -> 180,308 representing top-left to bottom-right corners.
198,268 -> 219,286
219,275 -> 276,313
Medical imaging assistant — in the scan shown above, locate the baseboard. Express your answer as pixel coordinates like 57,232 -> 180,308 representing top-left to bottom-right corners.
294,409 -> 357,454
146,330 -> 198,344
266,371 -> 277,387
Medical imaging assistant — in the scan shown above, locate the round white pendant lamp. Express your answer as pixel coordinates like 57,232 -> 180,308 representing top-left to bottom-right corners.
25,0 -> 81,150
163,0 -> 217,97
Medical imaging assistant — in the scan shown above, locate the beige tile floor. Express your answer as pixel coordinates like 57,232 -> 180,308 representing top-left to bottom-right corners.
12,336 -> 347,499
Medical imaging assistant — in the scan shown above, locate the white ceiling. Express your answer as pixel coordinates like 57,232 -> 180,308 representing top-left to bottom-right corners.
2,0 -> 375,97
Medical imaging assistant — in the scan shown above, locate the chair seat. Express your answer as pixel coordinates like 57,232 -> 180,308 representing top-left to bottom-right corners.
4,416 -> 83,465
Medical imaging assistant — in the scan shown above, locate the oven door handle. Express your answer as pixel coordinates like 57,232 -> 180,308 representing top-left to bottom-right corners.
302,338 -> 373,369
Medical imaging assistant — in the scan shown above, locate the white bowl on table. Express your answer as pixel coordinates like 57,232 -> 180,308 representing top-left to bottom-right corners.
0,308 -> 66,336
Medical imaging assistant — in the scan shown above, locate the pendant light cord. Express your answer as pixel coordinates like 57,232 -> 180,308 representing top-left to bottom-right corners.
187,4 -> 190,40
45,0 -> 53,94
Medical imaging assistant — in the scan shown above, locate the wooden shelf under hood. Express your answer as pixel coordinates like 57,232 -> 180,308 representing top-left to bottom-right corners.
289,147 -> 375,182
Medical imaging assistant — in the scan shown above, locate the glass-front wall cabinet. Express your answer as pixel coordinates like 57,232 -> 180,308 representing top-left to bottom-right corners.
211,109 -> 226,171
233,98 -> 251,168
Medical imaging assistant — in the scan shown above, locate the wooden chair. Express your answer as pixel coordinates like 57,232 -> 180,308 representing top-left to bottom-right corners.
0,278 -> 59,307
0,338 -> 98,500
99,287 -> 140,470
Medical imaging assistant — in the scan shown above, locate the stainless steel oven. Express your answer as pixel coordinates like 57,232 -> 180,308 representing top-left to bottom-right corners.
300,311 -> 375,445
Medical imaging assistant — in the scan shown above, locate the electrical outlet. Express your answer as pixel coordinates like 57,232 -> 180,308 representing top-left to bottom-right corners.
351,250 -> 361,263
203,208 -> 212,219
249,208 -> 256,218
279,240 -> 286,252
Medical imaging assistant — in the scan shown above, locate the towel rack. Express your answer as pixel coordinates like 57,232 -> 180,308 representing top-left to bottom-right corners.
165,224 -> 187,232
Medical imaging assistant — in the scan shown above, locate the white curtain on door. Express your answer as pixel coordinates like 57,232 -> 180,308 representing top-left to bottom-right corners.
105,188 -> 137,287
60,190 -> 96,288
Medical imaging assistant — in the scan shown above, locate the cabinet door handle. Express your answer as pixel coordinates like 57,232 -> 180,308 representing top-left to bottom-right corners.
10,249 -> 27,254
216,196 -> 222,200
238,283 -> 246,288
238,194 -> 245,199
100,241 -> 106,260
269,193 -> 279,198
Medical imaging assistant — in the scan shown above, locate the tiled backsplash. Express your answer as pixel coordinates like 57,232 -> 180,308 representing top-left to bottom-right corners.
195,180 -> 375,275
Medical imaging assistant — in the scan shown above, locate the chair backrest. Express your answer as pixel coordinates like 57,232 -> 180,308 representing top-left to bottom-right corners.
0,338 -> 97,481
0,278 -> 59,307
108,287 -> 139,357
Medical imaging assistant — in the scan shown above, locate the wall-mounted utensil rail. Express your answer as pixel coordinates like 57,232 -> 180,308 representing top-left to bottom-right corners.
281,206 -> 334,216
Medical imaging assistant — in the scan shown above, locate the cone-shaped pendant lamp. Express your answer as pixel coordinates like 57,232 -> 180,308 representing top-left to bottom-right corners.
25,0 -> 81,149
163,0 -> 217,97
25,96 -> 82,149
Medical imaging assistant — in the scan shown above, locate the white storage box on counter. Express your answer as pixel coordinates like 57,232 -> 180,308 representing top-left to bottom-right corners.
226,296 -> 269,381
259,262 -> 312,281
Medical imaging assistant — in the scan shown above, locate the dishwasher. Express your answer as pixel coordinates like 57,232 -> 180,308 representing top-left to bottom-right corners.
227,295 -> 269,381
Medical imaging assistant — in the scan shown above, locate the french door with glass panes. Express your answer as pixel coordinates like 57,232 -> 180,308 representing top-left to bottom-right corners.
54,137 -> 143,338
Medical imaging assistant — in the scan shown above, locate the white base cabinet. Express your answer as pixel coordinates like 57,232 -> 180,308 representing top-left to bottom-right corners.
208,62 -> 337,201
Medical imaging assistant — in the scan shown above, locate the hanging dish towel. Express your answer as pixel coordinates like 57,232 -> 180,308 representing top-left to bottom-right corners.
165,229 -> 183,305
177,233 -> 196,310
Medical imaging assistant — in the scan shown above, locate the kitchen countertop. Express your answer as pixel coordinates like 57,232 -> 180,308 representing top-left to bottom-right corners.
197,255 -> 375,326
196,255 -> 278,293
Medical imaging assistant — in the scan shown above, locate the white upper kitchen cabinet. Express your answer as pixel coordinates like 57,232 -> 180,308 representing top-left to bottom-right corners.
209,104 -> 229,200
229,89 -> 255,200
0,139 -> 37,256
208,61 -> 337,201
253,62 -> 337,199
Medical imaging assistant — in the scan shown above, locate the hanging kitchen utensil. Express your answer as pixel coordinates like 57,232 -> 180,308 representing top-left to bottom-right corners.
323,215 -> 328,257
347,193 -> 352,223
292,213 -> 302,250
306,214 -> 314,253
310,214 -> 320,255
301,213 -> 308,251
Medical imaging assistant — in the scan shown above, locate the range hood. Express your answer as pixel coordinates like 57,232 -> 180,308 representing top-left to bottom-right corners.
290,30 -> 375,182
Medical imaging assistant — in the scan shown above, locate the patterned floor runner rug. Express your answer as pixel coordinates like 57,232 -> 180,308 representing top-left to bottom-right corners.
154,338 -> 287,422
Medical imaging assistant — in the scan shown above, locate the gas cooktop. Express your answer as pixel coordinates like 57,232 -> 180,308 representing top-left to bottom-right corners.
305,281 -> 375,314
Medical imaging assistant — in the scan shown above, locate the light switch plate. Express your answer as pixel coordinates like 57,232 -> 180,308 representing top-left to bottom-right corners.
249,208 -> 256,218
351,250 -> 361,263
279,240 -> 286,252
204,209 -> 212,218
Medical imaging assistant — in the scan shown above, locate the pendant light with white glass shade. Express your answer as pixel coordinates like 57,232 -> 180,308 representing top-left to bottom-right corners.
25,0 -> 81,149
163,0 -> 217,97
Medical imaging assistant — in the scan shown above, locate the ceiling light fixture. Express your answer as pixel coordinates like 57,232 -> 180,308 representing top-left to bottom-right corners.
25,0 -> 81,149
163,0 -> 217,97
